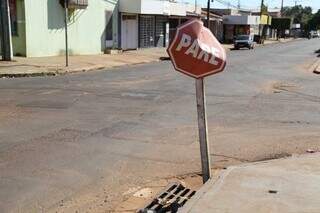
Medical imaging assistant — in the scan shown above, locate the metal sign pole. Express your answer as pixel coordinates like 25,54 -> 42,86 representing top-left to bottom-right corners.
167,19 -> 226,183
64,0 -> 69,67
195,78 -> 211,183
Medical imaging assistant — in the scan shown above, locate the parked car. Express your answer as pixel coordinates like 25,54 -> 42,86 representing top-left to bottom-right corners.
234,35 -> 255,50
309,31 -> 320,39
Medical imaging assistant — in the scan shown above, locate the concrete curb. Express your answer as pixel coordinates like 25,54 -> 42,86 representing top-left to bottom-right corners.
313,61 -> 320,74
0,59 -> 161,78
0,72 -> 57,78
308,58 -> 320,74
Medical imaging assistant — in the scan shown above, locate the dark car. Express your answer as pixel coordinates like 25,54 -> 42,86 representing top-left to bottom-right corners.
234,35 -> 255,50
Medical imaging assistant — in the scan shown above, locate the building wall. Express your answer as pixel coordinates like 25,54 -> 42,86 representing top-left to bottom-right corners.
24,0 -> 118,57
212,9 -> 251,16
119,0 -> 200,16
223,15 -> 260,25
119,0 -> 142,14
12,0 -> 26,56
260,15 -> 272,25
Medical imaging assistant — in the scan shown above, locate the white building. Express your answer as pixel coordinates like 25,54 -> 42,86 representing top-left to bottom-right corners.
223,15 -> 260,42
118,0 -> 201,50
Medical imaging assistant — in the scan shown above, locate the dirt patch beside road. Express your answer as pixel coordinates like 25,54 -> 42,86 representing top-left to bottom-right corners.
49,172 -> 207,213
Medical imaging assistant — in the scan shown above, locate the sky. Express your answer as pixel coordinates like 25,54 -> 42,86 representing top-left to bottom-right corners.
184,0 -> 320,12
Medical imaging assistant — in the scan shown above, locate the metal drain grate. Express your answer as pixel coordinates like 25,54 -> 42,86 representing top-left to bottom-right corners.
138,182 -> 196,213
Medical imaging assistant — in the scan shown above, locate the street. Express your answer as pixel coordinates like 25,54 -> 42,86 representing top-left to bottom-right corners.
1,39 -> 320,212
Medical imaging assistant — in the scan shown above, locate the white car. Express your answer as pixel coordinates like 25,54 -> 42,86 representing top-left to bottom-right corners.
234,35 -> 255,50
309,31 -> 320,38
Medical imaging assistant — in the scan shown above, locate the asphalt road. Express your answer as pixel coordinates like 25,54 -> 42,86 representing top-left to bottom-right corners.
1,39 -> 320,212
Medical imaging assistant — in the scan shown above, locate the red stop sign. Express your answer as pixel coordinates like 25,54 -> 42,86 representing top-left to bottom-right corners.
167,19 -> 226,78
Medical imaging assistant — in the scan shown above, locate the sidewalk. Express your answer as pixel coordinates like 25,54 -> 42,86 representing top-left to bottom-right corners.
312,48 -> 320,74
0,38 -> 300,78
180,153 -> 320,213
311,59 -> 320,74
0,48 -> 168,78
314,64 -> 320,74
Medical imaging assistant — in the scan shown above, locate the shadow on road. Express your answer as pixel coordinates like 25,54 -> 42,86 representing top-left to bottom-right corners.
159,57 -> 171,61
230,48 -> 252,51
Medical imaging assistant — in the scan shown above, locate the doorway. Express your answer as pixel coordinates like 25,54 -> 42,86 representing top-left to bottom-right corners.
121,14 -> 138,50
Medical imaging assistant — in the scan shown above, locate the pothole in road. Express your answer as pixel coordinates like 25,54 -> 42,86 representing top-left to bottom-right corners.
262,81 -> 299,94
272,82 -> 298,93
268,190 -> 278,194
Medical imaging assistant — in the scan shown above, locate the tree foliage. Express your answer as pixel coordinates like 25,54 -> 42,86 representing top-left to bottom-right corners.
282,5 -> 320,32
308,10 -> 320,30
282,5 -> 313,24
272,18 -> 291,30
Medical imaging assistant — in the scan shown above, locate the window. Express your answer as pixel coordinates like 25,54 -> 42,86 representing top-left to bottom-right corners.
106,11 -> 113,41
139,16 -> 155,48
59,0 -> 88,9
68,0 -> 88,8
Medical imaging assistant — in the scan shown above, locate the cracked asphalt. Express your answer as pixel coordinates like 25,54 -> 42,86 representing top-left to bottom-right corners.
1,39 -> 320,212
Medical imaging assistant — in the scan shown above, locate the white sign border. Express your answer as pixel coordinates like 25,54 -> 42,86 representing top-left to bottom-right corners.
167,19 -> 227,79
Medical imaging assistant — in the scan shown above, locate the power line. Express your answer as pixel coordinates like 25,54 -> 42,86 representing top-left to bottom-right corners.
214,0 -> 250,10
215,0 -> 238,9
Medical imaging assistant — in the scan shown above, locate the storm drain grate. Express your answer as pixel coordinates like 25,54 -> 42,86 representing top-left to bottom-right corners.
138,182 -> 196,213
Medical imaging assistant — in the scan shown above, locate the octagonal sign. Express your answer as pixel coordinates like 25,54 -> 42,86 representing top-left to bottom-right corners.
167,19 -> 226,78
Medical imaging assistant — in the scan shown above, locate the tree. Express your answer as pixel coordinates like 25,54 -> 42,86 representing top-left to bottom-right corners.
307,9 -> 320,30
282,5 -> 313,24
282,5 -> 315,35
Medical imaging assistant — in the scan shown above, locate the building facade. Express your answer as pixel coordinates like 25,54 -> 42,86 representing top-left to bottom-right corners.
9,0 -> 118,57
7,0 -> 201,57
223,15 -> 260,43
118,0 -> 201,50
251,11 -> 273,39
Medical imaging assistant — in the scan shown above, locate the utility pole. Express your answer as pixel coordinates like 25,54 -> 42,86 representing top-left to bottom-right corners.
206,0 -> 210,28
0,0 -> 13,61
281,0 -> 284,17
64,0 -> 69,67
259,0 -> 264,38
206,0 -> 213,28
195,0 -> 197,13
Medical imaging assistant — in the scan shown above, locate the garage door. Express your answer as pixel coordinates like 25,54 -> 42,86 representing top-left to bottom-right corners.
139,16 -> 155,48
